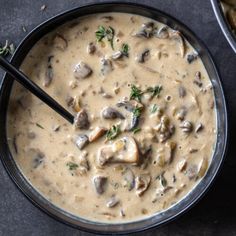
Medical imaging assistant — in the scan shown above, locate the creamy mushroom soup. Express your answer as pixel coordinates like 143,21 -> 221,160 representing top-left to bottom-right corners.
7,13 -> 216,222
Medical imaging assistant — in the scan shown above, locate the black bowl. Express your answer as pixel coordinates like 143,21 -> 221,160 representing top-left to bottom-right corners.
0,2 -> 228,234
211,0 -> 236,53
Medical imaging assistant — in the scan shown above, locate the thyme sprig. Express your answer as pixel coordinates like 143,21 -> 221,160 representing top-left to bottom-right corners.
95,26 -> 115,50
106,125 -> 121,140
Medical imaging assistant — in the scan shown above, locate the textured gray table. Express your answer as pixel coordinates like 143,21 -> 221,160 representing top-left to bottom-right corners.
0,0 -> 236,235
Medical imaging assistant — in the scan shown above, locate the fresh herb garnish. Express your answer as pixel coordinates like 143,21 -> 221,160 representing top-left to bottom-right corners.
150,104 -> 158,113
156,172 -> 167,187
132,107 -> 142,117
36,123 -> 44,129
130,84 -> 143,102
121,43 -> 129,57
106,125 -> 121,140
146,85 -> 162,98
95,26 -> 115,50
66,162 -> 78,171
0,40 -> 14,57
132,127 -> 141,134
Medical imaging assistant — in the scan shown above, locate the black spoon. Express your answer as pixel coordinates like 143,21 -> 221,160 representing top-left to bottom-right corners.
0,56 -> 74,124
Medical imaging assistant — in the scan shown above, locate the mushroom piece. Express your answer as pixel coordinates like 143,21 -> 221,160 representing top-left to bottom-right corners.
179,120 -> 193,133
101,58 -> 113,75
74,109 -> 90,129
178,86 -> 186,98
193,71 -> 202,88
154,26 -> 169,39
53,34 -> 68,51
93,176 -> 107,194
122,167 -> 135,191
133,21 -> 154,38
112,51 -> 123,60
87,42 -> 96,54
116,99 -> 143,112
75,134 -> 89,150
27,148 -> 45,168
101,107 -> 125,120
195,123 -> 204,133
227,8 -> 236,30
198,157 -> 208,178
74,62 -> 92,79
76,153 -> 90,174
89,127 -> 107,142
97,137 -> 139,166
44,56 -> 54,87
187,52 -> 198,64
135,49 -> 150,63
186,164 -> 198,180
106,195 -> 119,208
135,174 -> 151,196
170,31 -> 186,57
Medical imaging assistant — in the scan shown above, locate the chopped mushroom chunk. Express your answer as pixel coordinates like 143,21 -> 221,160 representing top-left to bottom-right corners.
97,137 -> 139,166
74,109 -> 90,129
53,34 -> 68,51
135,174 -> 151,196
74,62 -> 92,79
93,176 -> 107,194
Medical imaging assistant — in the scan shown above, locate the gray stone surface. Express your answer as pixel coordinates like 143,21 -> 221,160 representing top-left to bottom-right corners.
0,0 -> 236,235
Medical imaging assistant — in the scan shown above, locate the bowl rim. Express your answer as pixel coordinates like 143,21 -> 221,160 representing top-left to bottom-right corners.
0,1 -> 228,234
211,0 -> 236,53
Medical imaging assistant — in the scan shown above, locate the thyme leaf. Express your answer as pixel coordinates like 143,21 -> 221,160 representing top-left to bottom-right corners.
106,125 -> 120,140
0,40 -> 15,57
132,127 -> 141,134
66,162 -> 78,171
121,43 -> 129,57
150,104 -> 158,113
95,25 -> 115,50
132,107 -> 142,118
36,123 -> 44,129
130,84 -> 143,102
146,85 -> 162,98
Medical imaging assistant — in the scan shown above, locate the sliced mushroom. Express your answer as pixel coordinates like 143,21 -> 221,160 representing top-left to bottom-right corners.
101,107 -> 125,120
93,176 -> 107,194
154,26 -> 169,39
193,71 -> 202,87
44,56 -> 54,87
72,96 -> 81,112
129,115 -> 139,131
27,148 -> 45,168
178,86 -> 186,98
198,157 -> 208,178
74,109 -> 90,130
101,58 -> 113,75
53,34 -> 68,51
135,49 -> 150,63
89,127 -> 107,142
75,134 -> 89,150
122,167 -> 135,191
195,123 -> 204,133
135,174 -> 151,196
74,62 -> 92,79
87,42 -> 96,54
133,21 -> 154,38
156,141 -> 176,166
112,51 -> 123,60
179,120 -> 193,133
170,31 -> 186,57
97,137 -> 139,166
187,52 -> 198,64
106,195 -> 119,208
176,159 -> 187,172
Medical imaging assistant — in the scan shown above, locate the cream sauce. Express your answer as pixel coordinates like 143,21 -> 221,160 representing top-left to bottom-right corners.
7,13 -> 216,223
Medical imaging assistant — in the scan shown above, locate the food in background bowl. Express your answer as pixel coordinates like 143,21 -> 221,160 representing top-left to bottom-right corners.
7,12 -> 216,223
221,0 -> 236,34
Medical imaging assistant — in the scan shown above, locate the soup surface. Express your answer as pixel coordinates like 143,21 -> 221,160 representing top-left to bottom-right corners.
7,13 -> 216,223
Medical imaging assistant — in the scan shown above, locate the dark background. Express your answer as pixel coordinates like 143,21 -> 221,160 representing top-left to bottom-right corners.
0,0 -> 235,235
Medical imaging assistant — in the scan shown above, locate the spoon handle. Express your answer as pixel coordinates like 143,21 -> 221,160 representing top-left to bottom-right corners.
0,56 -> 74,124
